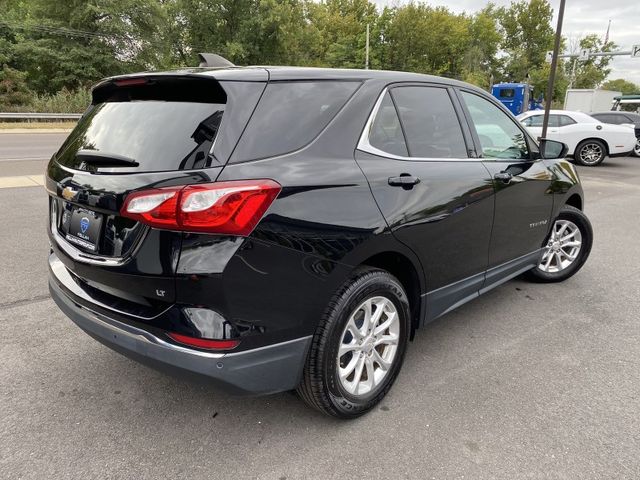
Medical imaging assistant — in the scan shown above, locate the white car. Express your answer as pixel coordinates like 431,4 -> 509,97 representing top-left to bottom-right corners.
516,110 -> 637,166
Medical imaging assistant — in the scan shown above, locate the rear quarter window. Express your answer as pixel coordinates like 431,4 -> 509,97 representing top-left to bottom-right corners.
230,81 -> 361,162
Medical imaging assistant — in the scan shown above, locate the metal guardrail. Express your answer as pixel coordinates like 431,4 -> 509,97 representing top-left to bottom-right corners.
0,112 -> 82,120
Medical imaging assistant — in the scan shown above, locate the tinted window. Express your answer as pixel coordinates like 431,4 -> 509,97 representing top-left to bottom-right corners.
232,81 -> 360,161
522,115 -> 544,127
461,91 -> 529,160
593,113 -> 634,124
499,88 -> 515,99
523,114 -> 574,128
558,115 -> 576,127
56,101 -> 224,172
611,114 -> 633,124
591,113 -> 613,123
391,86 -> 467,158
368,92 -> 408,157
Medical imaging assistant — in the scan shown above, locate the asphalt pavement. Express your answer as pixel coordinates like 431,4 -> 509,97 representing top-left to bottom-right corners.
1,133 -> 639,479
0,132 -> 67,177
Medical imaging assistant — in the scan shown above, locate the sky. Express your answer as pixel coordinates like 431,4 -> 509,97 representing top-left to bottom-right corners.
371,0 -> 640,85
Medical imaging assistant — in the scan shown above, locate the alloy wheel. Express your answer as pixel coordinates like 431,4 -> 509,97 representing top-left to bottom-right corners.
579,143 -> 604,165
538,219 -> 583,273
337,296 -> 400,396
634,138 -> 640,157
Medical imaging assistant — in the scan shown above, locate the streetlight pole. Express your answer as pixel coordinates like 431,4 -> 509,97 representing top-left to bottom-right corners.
541,0 -> 566,142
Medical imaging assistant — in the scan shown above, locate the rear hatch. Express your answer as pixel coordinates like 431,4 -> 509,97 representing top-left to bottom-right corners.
47,71 -> 267,317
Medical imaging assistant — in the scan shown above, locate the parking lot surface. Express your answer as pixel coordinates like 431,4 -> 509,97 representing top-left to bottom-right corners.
1,136 -> 639,479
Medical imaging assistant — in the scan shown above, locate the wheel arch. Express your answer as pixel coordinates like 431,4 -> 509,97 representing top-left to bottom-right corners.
565,193 -> 582,210
358,250 -> 425,339
577,137 -> 610,156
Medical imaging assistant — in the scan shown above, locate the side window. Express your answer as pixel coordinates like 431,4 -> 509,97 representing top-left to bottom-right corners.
461,91 -> 529,160
390,86 -> 468,158
368,92 -> 409,157
547,115 -> 561,127
522,115 -> 544,127
558,115 -> 576,127
231,81 -> 360,162
613,114 -> 632,124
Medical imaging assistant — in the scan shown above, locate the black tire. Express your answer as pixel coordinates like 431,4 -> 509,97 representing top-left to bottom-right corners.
297,267 -> 411,419
633,138 -> 640,158
574,139 -> 606,166
525,205 -> 593,283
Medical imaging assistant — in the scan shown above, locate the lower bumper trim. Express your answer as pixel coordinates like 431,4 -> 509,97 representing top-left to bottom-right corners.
49,277 -> 311,396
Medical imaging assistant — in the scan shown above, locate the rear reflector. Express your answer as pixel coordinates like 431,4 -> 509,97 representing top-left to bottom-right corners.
168,332 -> 240,350
120,179 -> 281,236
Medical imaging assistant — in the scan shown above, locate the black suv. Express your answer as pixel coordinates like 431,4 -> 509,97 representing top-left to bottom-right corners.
47,66 -> 593,418
590,111 -> 640,157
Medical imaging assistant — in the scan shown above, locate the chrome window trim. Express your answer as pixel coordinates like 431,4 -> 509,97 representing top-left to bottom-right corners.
356,86 -> 480,162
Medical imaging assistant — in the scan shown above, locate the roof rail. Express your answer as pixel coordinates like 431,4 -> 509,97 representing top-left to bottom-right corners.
198,53 -> 235,68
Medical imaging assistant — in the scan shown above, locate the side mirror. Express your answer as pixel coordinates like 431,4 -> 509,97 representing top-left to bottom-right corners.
539,138 -> 568,159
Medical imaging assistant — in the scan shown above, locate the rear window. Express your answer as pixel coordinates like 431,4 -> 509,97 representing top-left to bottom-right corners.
230,81 -> 360,162
499,88 -> 515,99
55,77 -> 227,172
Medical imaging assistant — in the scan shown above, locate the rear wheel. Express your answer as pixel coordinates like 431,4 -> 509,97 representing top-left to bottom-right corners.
525,205 -> 593,283
297,268 -> 410,418
575,139 -> 606,166
633,138 -> 640,157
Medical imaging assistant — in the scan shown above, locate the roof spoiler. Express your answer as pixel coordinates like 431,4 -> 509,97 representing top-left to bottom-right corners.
198,53 -> 235,68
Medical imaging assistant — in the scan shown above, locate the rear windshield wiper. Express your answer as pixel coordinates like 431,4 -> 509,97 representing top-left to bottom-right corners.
76,150 -> 140,167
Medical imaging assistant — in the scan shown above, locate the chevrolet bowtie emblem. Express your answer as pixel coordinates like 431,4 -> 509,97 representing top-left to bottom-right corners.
61,186 -> 78,201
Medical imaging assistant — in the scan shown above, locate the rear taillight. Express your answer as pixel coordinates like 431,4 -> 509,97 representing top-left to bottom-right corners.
167,332 -> 240,351
120,180 -> 281,236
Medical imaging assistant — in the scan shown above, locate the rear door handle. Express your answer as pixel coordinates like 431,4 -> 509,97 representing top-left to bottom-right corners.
494,172 -> 513,183
388,174 -> 420,187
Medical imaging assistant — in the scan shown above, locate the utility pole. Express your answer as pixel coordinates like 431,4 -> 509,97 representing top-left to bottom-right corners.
365,23 -> 370,70
541,0 -> 566,142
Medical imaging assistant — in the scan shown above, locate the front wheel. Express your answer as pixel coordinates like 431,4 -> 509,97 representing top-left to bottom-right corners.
575,139 -> 606,166
525,205 -> 593,283
297,268 -> 411,419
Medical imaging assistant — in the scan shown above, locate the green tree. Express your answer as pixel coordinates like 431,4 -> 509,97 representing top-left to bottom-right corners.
461,5 -> 502,88
497,0 -> 555,82
0,65 -> 33,110
602,78 -> 640,95
382,3 -> 471,77
303,0 -> 378,69
2,0 -> 166,94
567,34 -> 618,89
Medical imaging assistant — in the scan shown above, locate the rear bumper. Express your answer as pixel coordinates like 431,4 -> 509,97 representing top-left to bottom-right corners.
49,276 -> 311,396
